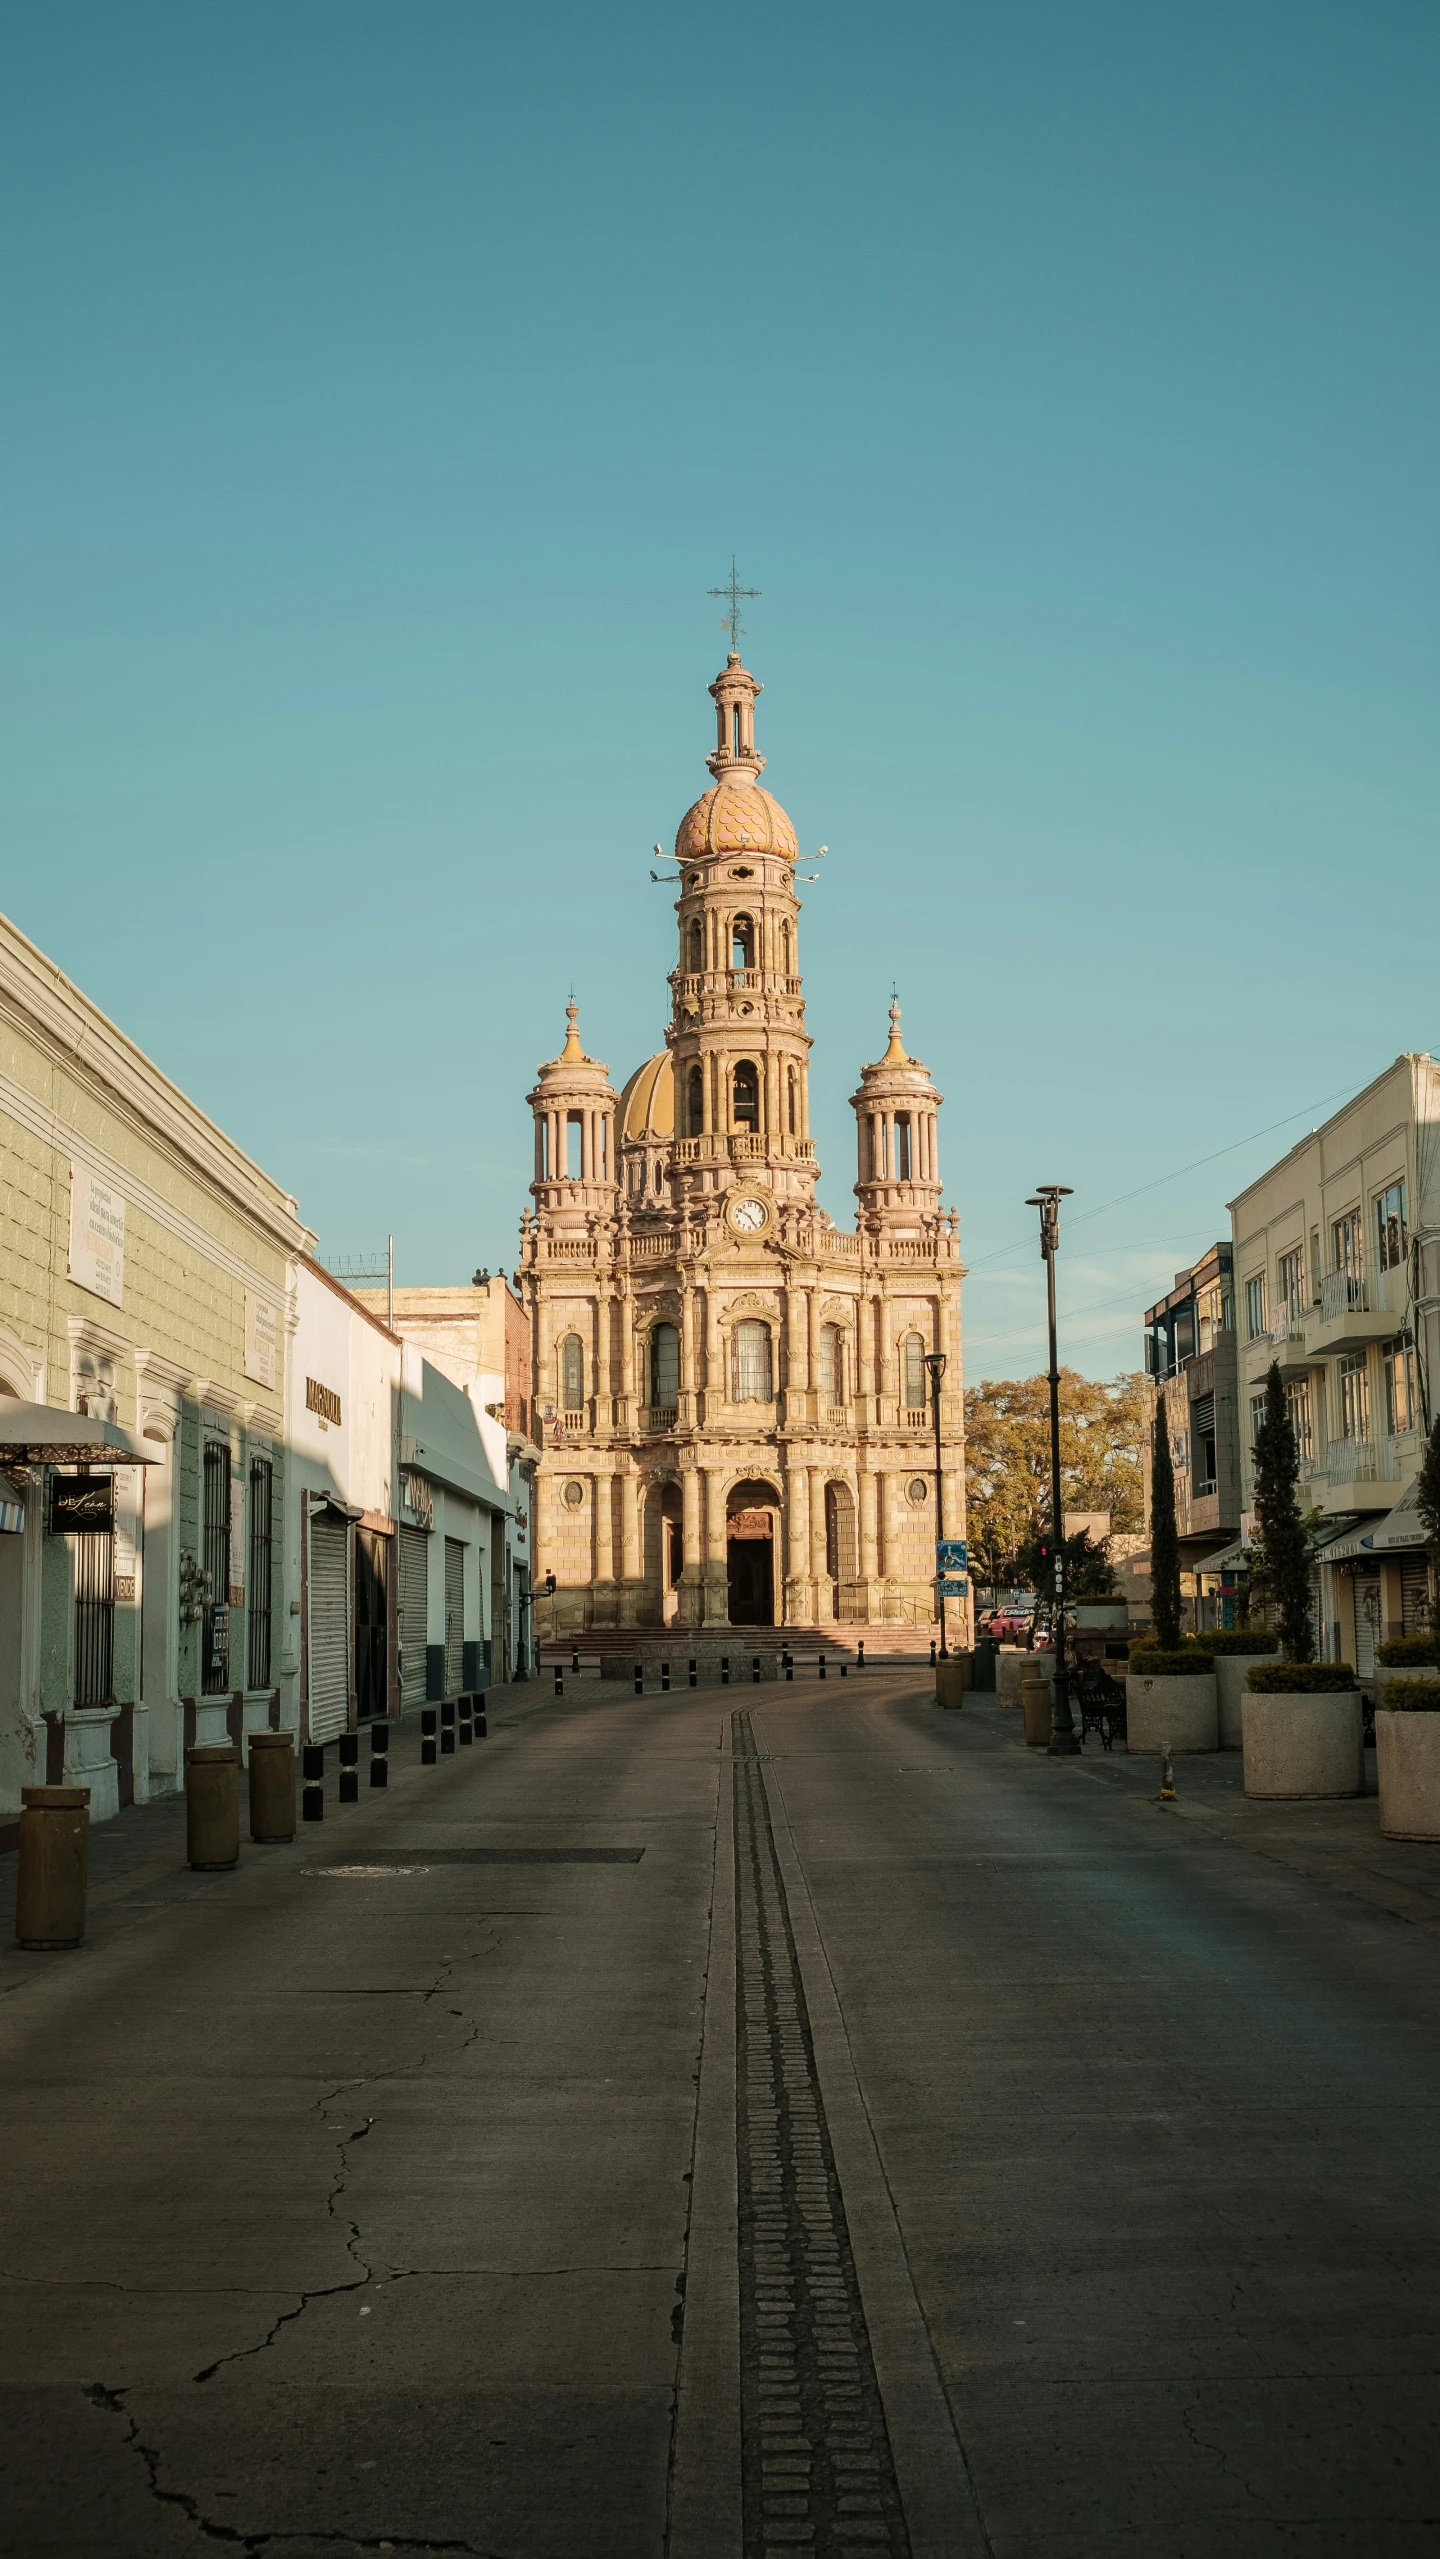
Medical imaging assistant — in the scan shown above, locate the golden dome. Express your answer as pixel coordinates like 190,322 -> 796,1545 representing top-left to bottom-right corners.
676,782 -> 798,862
619,1051 -> 674,1141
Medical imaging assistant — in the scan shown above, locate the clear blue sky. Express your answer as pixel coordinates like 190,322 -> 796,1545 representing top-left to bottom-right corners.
5,2 -> 1436,1378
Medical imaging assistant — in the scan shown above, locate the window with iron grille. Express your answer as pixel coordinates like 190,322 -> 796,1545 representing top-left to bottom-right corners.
72,1483 -> 115,1707
649,1321 -> 680,1407
560,1334 -> 585,1411
1375,1180 -> 1408,1273
202,1442 -> 231,1694
1244,1274 -> 1267,1341
903,1332 -> 927,1411
733,1319 -> 772,1402
247,1458 -> 273,1690
1337,1352 -> 1369,1444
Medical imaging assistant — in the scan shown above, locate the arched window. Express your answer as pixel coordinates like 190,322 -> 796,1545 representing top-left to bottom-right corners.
688,920 -> 704,973
687,1064 -> 704,1138
650,1322 -> 680,1408
733,1320 -> 773,1402
903,1332 -> 927,1412
780,920 -> 791,975
732,704 -> 742,757
733,1059 -> 760,1131
787,1067 -> 797,1136
561,1334 -> 585,1411
732,914 -> 754,970
895,1114 -> 912,1179
818,1324 -> 843,1402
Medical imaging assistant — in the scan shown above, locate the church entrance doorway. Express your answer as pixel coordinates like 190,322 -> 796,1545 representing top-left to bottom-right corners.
726,1480 -> 778,1625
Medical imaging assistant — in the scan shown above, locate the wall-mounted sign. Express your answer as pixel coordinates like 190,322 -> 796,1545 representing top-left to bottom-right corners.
51,1475 -> 115,1535
936,1539 -> 968,1571
936,1574 -> 969,1598
244,1294 -> 278,1389
113,1467 -> 137,1600
400,1469 -> 433,1531
305,1376 -> 342,1428
69,1164 -> 126,1309
729,1509 -> 773,1540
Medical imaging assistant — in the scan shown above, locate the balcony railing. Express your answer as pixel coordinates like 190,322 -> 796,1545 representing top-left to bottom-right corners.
1325,1437 -> 1378,1485
1319,1267 -> 1397,1322
641,1405 -> 678,1434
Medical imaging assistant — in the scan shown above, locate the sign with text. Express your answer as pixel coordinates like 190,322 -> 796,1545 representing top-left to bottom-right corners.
51,1474 -> 115,1534
936,1574 -> 969,1598
69,1164 -> 126,1309
936,1539 -> 968,1572
244,1293 -> 277,1389
113,1467 -> 138,1599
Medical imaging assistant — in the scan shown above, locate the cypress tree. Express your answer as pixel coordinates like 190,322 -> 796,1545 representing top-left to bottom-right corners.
1416,1413 -> 1440,1642
1150,1399 -> 1182,1649
1253,1359 -> 1314,1661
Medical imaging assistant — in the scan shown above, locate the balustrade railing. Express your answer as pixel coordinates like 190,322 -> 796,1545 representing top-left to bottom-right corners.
1325,1437 -> 1378,1484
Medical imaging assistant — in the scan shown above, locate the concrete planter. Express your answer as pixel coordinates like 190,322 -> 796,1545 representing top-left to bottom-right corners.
997,1650 -> 1053,1708
1376,1664 -> 1440,1691
1375,1708 -> 1440,1839
1073,1601 -> 1128,1631
1215,1655 -> 1274,1751
1126,1673 -> 1218,1755
1241,1691 -> 1362,1799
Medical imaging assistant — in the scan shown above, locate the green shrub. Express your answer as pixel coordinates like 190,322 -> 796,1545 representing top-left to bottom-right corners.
1380,1677 -> 1440,1712
1200,1627 -> 1279,1657
1377,1635 -> 1440,1668
1128,1647 -> 1215,1677
1245,1661 -> 1357,1694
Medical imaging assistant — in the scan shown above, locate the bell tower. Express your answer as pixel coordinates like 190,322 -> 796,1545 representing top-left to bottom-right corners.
667,653 -> 818,1216
526,1002 -> 619,1229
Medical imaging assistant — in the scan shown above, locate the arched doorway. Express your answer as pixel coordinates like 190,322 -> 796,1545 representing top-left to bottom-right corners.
726,1477 -> 779,1625
824,1482 -> 857,1622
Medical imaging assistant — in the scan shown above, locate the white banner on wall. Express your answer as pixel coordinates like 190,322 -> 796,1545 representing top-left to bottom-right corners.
113,1466 -> 137,1602
244,1293 -> 278,1389
69,1163 -> 126,1309
230,1472 -> 246,1604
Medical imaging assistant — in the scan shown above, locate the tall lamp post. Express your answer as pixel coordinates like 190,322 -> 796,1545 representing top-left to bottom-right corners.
1025,1186 -> 1079,1756
924,1349 -> 949,1658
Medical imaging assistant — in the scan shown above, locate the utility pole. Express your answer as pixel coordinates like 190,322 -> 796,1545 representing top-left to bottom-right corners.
1026,1186 -> 1079,1756
925,1349 -> 949,1658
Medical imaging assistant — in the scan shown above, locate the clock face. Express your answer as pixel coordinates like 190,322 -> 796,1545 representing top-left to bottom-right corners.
729,1196 -> 768,1234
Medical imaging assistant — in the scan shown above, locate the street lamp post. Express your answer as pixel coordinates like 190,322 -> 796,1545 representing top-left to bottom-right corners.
1025,1186 -> 1079,1756
924,1349 -> 949,1658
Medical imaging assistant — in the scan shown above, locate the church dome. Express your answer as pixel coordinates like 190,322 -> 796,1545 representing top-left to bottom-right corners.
676,782 -> 798,863
619,1051 -> 674,1140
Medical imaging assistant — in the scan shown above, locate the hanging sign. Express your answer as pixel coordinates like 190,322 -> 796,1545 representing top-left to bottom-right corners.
936,1574 -> 969,1598
51,1475 -> 115,1534
936,1539 -> 968,1572
69,1164 -> 126,1309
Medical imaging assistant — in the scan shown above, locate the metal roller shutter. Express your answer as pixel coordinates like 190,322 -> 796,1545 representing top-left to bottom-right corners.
398,1527 -> 429,1711
1401,1558 -> 1432,1635
308,1511 -> 349,1741
444,1537 -> 465,1698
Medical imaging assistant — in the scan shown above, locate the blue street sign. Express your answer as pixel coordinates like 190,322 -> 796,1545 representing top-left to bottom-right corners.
936,1539 -> 968,1571
937,1575 -> 968,1597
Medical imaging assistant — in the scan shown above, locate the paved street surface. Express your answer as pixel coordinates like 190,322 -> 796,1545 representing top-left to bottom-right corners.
4,1675 -> 1440,2556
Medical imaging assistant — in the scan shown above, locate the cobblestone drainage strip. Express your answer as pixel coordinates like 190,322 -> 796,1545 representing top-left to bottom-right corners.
733,1709 -> 910,2557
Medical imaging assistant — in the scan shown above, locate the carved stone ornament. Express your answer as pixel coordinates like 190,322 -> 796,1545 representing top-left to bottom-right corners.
723,1291 -> 780,1322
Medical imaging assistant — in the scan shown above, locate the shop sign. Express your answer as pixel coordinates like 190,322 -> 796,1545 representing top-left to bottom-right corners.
51,1475 -> 115,1534
400,1469 -> 434,1531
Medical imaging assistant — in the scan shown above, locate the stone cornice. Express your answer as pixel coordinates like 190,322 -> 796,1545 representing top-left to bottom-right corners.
0,910 -> 315,1263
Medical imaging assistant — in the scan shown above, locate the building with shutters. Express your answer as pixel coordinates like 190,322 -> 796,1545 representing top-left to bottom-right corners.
518,646 -> 967,1638
288,1259 -> 512,1741
0,908 -> 310,1827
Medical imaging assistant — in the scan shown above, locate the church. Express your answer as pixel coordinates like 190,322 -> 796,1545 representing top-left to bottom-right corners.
518,641 -> 967,1637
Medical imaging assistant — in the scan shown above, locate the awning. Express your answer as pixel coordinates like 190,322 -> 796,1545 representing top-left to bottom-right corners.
309,1489 -> 364,1523
1317,1481 -> 1431,1567
0,1400 -> 160,1465
1199,1537 -> 1247,1575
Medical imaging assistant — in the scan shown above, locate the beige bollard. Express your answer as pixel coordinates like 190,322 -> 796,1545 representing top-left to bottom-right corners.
1021,1675 -> 1052,1748
15,1786 -> 91,1949
248,1731 -> 296,1843
186,1744 -> 239,1870
935,1656 -> 971,1710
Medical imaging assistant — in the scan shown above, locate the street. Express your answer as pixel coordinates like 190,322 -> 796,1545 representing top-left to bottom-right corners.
4,1675 -> 1440,2557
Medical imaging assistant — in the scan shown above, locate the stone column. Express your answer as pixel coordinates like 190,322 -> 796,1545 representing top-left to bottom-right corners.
857,1294 -> 875,1406
703,1468 -> 730,1625
810,1466 -> 830,1608
784,1465 -> 812,1624
619,1470 -> 641,1625
593,1470 -> 616,1624
859,1468 -> 879,1585
679,1465 -> 703,1625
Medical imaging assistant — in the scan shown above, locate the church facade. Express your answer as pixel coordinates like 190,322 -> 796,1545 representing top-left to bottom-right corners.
518,647 -> 967,1636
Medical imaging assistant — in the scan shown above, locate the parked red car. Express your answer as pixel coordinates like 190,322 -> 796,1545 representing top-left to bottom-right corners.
984,1607 -> 1034,1641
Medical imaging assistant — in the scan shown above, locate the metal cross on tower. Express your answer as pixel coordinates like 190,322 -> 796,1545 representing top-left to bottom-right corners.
708,557 -> 760,654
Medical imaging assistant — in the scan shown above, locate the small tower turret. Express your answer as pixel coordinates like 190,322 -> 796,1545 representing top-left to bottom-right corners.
526,1002 -> 618,1228
850,1000 -> 944,1233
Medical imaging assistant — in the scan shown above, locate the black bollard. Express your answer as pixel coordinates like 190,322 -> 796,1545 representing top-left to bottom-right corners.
441,1700 -> 456,1756
752,1654 -> 760,1683
818,1654 -> 827,1680
784,1649 -> 793,1682
369,1722 -> 389,1788
661,1660 -> 670,1691
840,1661 -> 848,1678
929,1638 -> 937,1668
421,1707 -> 438,1766
689,1658 -> 697,1688
475,1697 -> 488,1738
571,1644 -> 580,1675
302,1744 -> 325,1822
857,1640 -> 865,1670
721,1656 -> 730,1686
338,1731 -> 359,1804
634,1662 -> 643,1695
458,1695 -> 473,1745
554,1663 -> 564,1698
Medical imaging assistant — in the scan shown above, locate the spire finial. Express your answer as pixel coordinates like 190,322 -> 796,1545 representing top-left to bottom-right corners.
708,554 -> 760,657
560,999 -> 586,1063
881,995 -> 908,1064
